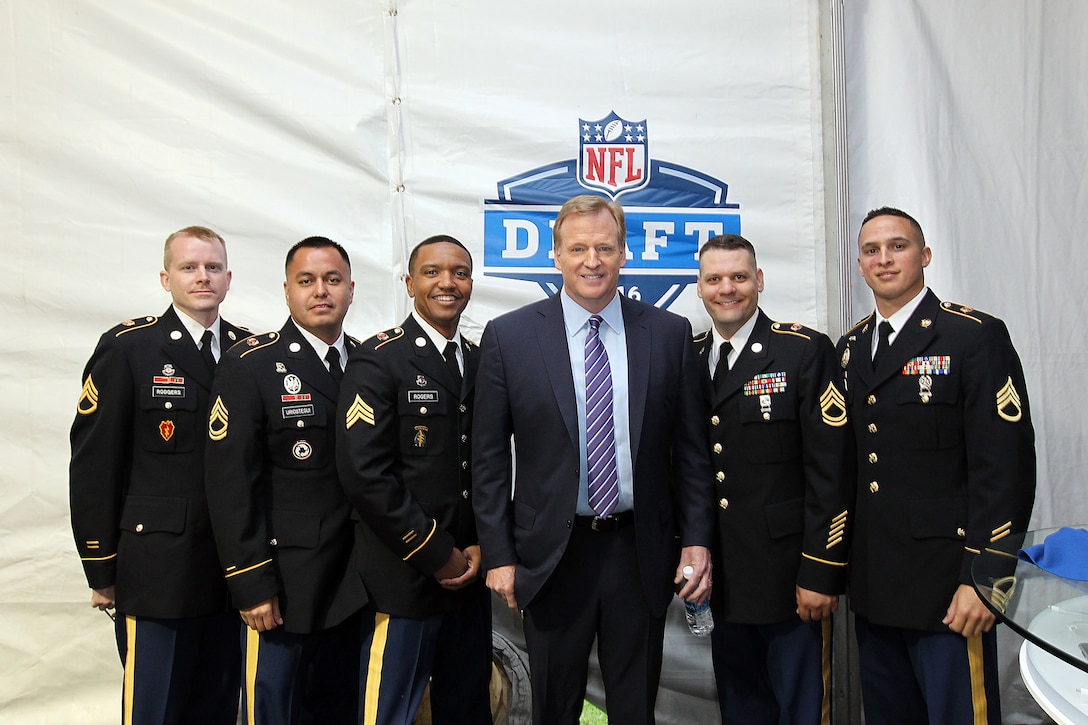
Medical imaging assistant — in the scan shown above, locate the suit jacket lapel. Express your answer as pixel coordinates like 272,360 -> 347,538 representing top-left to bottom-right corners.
622,297 -> 649,458
537,296 -> 579,448
281,320 -> 339,403
160,307 -> 214,391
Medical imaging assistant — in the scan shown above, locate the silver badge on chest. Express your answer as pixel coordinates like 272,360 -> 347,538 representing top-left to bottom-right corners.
284,374 -> 302,395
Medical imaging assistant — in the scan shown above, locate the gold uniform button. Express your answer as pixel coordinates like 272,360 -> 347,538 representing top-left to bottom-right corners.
713,443 -> 723,454
868,423 -> 877,434
461,434 -> 468,443
296,420 -> 305,428
869,482 -> 879,493
710,415 -> 720,426
270,538 -> 278,546
867,394 -> 877,405
868,452 -> 878,464
420,406 -> 428,415
461,461 -> 468,470
135,523 -> 144,533
716,471 -> 725,482
719,498 -> 729,510
459,404 -> 467,413
956,528 -> 966,537
462,490 -> 469,499
164,401 -> 173,410
762,413 -> 770,421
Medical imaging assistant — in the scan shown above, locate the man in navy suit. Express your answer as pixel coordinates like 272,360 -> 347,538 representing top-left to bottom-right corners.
472,194 -> 715,724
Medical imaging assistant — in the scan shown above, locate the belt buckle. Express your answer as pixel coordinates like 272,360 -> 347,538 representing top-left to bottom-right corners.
591,515 -> 605,532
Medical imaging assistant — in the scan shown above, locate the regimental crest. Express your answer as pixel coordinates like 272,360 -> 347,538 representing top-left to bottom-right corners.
578,111 -> 649,198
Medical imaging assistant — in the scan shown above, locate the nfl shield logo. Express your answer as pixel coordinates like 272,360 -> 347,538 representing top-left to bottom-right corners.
578,111 -> 649,198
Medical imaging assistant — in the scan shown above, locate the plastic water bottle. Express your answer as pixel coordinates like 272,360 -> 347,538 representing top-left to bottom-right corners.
680,565 -> 714,637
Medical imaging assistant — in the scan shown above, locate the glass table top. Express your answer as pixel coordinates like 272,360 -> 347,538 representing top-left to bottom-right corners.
972,527 -> 1088,674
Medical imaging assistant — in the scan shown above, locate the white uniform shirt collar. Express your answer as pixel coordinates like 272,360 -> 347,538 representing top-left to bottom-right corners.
411,309 -> 463,368
710,309 -> 758,371
872,286 -> 928,355
292,319 -> 347,370
173,304 -> 222,360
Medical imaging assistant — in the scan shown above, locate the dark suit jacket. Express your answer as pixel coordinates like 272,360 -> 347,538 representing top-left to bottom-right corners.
204,319 -> 365,634
694,310 -> 853,624
472,294 -> 715,617
70,306 -> 247,618
336,316 -> 484,617
837,290 -> 1036,631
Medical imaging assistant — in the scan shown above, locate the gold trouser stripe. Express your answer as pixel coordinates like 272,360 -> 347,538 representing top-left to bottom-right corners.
363,613 -> 391,725
967,633 -> 989,725
123,615 -> 137,725
245,628 -> 260,725
820,618 -> 832,725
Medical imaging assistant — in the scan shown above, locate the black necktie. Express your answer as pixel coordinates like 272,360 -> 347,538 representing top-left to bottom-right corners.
874,321 -> 894,366
443,340 -> 462,388
325,347 -> 344,385
713,341 -> 732,393
200,329 -> 216,373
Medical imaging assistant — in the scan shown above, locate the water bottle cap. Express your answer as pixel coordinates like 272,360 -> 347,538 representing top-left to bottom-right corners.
682,565 -> 694,578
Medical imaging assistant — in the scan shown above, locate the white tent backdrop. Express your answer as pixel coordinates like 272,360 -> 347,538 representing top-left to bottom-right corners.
1,0 -> 1083,722
846,2 -> 1088,722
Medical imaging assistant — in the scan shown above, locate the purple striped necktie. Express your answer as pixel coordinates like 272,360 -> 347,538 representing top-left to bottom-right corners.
585,315 -> 619,517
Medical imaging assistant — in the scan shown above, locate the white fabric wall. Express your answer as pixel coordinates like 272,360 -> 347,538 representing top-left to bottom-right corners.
1,1 -> 828,721
846,2 -> 1088,721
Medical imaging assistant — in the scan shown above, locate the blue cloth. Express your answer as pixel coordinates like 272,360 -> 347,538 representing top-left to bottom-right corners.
1018,527 -> 1088,581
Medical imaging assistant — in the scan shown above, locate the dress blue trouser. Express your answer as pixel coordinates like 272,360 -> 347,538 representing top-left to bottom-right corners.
115,611 -> 241,725
710,617 -> 832,725
240,613 -> 360,725
358,588 -> 492,725
854,615 -> 1001,725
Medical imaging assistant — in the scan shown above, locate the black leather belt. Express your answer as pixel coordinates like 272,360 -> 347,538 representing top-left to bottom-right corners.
574,511 -> 635,531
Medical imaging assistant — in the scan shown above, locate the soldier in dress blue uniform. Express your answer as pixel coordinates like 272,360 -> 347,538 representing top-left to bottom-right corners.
336,235 -> 491,725
693,234 -> 852,725
204,237 -> 366,725
837,207 -> 1036,724
70,226 -> 245,724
